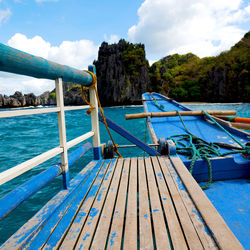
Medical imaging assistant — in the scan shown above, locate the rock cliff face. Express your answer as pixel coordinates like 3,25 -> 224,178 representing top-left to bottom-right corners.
0,91 -> 42,108
0,83 -> 85,108
94,39 -> 150,106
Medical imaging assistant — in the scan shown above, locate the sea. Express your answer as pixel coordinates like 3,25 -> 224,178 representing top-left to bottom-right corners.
0,103 -> 249,244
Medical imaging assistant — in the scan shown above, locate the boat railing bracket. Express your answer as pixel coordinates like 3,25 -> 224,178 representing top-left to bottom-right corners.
157,138 -> 176,156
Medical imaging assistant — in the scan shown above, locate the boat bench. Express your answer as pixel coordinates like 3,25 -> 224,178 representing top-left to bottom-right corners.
1,156 -> 243,249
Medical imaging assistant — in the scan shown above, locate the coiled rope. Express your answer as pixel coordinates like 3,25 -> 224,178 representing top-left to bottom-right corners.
150,96 -> 249,189
81,70 -> 122,158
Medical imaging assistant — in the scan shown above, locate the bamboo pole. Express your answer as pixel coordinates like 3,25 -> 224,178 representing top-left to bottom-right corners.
125,110 -> 237,120
231,122 -> 250,130
212,116 -> 250,132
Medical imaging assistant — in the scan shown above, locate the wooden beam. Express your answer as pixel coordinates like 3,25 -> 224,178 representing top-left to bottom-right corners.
126,110 -> 237,120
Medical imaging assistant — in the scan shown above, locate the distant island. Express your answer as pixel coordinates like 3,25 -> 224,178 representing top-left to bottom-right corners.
0,31 -> 249,108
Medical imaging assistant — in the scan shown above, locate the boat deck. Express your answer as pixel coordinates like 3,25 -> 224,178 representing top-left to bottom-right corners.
1,156 -> 242,249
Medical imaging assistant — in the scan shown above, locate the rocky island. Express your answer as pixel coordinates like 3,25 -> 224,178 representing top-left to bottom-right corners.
0,31 -> 249,108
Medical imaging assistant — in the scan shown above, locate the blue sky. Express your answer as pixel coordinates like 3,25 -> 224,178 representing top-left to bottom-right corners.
0,0 -> 249,95
0,0 -> 144,46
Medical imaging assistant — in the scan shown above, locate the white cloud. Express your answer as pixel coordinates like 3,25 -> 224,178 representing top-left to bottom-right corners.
128,0 -> 250,59
0,34 -> 99,95
0,8 -> 11,25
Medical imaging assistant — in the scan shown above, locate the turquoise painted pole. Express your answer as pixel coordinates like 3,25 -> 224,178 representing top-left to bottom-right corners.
0,43 -> 93,85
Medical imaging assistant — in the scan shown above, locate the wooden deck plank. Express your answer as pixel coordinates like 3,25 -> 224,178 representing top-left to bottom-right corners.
158,157 -> 204,249
53,159 -> 116,249
138,157 -> 154,249
74,159 -> 121,249
144,157 -> 171,250
43,159 -> 111,249
106,158 -> 130,249
170,156 -> 244,250
151,157 -> 188,250
0,160 -> 98,250
166,157 -> 218,250
90,158 -> 124,249
123,158 -> 138,250
2,156 -> 243,250
26,160 -> 105,249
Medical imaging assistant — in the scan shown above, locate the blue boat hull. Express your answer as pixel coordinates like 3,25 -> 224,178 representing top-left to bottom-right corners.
142,92 -> 250,182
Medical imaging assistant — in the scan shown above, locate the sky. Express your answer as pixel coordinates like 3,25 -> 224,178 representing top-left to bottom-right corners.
0,0 -> 249,95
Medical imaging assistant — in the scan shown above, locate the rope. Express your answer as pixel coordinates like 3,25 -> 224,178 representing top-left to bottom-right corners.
80,71 -> 123,158
147,94 -> 213,188
202,110 -> 245,148
203,110 -> 250,159
145,96 -> 249,188
149,93 -> 167,111
168,110 -> 249,189
171,111 -> 216,189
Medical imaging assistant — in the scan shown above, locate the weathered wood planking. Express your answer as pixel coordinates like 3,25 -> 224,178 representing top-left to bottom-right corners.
170,156 -> 244,250
74,159 -> 120,249
90,158 -> 124,249
164,157 -> 218,249
144,157 -> 171,249
106,158 -> 130,249
0,160 -> 100,249
60,159 -> 117,249
138,157 -> 154,249
1,156 -> 243,250
45,159 -> 114,249
158,157 -> 204,249
123,157 -> 138,249
151,157 -> 187,250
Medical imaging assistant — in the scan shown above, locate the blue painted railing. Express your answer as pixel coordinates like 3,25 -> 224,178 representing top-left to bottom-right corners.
0,43 -> 93,86
0,142 -> 92,220
0,43 -> 101,223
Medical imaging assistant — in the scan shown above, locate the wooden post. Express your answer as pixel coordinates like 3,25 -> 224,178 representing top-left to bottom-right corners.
125,110 -> 237,120
55,78 -> 69,189
88,65 -> 102,160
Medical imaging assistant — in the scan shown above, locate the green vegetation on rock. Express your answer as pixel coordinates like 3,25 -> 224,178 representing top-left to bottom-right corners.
149,32 -> 250,102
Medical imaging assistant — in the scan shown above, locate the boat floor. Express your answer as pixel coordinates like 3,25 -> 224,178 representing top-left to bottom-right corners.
1,156 -> 243,249
204,179 -> 250,249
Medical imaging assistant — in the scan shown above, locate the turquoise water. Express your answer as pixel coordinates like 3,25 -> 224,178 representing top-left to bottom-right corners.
0,103 -> 249,244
